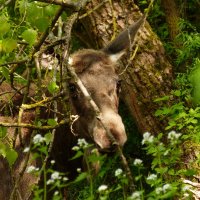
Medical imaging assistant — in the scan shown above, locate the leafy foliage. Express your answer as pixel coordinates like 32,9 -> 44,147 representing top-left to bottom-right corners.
0,0 -> 200,199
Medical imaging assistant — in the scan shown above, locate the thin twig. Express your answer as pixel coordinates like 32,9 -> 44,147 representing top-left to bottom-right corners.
0,119 -> 69,130
78,0 -> 108,20
34,0 -> 90,10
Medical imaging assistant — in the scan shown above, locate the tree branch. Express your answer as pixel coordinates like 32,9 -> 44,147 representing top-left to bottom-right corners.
34,0 -> 91,10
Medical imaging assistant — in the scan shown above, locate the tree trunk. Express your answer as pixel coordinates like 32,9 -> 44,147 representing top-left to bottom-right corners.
78,0 -> 174,134
161,0 -> 180,42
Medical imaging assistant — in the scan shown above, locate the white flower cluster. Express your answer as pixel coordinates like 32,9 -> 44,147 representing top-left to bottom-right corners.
98,185 -> 108,192
167,130 -> 181,140
129,191 -> 142,200
133,159 -> 143,167
47,171 -> 62,185
115,168 -> 123,177
155,184 -> 172,194
142,132 -> 154,145
72,138 -> 89,151
147,174 -> 157,181
33,134 -> 45,144
26,165 -> 39,173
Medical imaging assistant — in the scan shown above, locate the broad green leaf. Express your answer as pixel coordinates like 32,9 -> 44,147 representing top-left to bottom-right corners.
189,59 -> 200,104
22,29 -> 37,45
0,18 -> 10,37
44,5 -> 57,17
0,127 -> 7,138
47,81 -> 59,94
35,18 -> 49,32
6,148 -> 18,167
2,38 -> 17,53
47,119 -> 58,126
44,132 -> 53,145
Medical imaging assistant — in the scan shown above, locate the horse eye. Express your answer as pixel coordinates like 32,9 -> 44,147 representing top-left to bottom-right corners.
116,80 -> 122,93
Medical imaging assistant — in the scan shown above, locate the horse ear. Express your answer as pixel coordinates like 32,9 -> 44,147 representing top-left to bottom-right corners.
103,15 -> 145,62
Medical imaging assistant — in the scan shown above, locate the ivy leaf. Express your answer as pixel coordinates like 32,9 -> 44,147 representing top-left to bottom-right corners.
6,148 -> 18,167
22,29 -> 37,45
0,127 -> 7,138
2,38 -> 17,53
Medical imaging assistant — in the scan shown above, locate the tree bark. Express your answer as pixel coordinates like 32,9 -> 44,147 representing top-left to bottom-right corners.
78,0 -> 174,134
161,0 -> 180,42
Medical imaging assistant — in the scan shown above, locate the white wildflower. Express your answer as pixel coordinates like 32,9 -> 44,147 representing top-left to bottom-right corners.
147,174 -> 157,181
68,57 -> 73,65
72,146 -> 80,151
23,147 -> 30,153
77,168 -> 81,173
51,160 -> 55,164
47,179 -> 54,185
115,168 -> 123,177
54,191 -> 59,196
63,177 -> 69,181
98,185 -> 108,192
77,138 -> 89,148
26,166 -> 39,173
130,191 -> 142,200
133,159 -> 143,166
33,134 -> 45,144
142,132 -> 154,145
167,130 -> 181,140
51,171 -> 61,180
163,184 -> 171,192
155,187 -> 163,194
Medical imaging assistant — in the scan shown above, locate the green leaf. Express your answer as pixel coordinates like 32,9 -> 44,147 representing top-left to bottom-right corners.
173,90 -> 181,97
0,142 -> 7,157
2,38 -> 17,53
74,172 -> 88,183
0,17 -> 10,37
47,119 -> 58,126
6,148 -> 18,167
154,95 -> 170,102
22,29 -> 37,45
0,66 -> 10,82
35,18 -> 49,32
44,132 -> 53,145
47,81 -> 59,94
71,151 -> 83,160
14,73 -> 27,85
0,126 -> 7,138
